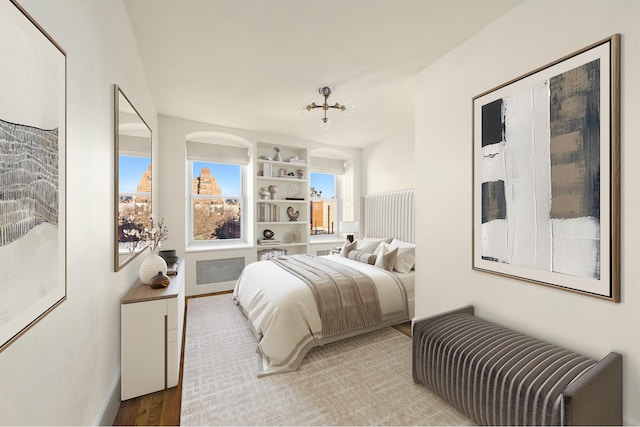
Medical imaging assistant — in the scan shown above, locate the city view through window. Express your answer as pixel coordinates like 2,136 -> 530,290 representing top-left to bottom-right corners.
310,172 -> 337,236
118,156 -> 152,253
191,162 -> 242,241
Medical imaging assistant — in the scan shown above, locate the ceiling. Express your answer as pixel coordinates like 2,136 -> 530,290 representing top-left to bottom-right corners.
123,0 -> 522,148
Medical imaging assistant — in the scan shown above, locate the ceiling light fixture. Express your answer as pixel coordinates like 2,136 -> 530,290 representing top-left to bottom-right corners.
302,86 -> 352,129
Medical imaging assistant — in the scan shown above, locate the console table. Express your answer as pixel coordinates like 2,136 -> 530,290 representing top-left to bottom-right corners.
121,260 -> 185,400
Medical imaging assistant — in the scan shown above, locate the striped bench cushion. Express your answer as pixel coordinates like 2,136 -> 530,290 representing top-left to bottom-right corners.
413,313 -> 597,426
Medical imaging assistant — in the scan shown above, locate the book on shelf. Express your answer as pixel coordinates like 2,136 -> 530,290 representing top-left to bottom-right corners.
263,163 -> 272,177
257,202 -> 280,222
258,249 -> 289,260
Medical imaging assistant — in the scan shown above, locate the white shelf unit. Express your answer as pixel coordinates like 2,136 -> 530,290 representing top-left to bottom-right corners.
255,143 -> 309,257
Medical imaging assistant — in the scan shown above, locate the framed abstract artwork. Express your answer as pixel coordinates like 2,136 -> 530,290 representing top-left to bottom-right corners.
472,35 -> 620,301
0,0 -> 67,351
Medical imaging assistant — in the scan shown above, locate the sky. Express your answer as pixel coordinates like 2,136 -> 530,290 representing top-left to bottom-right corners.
119,156 -> 334,198
119,155 -> 150,193
310,172 -> 335,199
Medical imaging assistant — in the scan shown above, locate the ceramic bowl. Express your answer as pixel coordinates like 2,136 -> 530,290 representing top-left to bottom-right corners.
159,249 -> 176,258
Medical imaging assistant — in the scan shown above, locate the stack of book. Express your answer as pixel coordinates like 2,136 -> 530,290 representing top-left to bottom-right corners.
262,163 -> 273,177
259,249 -> 289,260
257,203 -> 280,222
257,239 -> 281,245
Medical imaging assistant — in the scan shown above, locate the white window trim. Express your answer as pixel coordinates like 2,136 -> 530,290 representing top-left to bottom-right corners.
309,171 -> 342,242
187,161 -> 248,248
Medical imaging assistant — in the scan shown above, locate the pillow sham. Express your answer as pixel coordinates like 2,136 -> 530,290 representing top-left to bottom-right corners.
374,244 -> 398,271
356,237 -> 393,253
377,242 -> 415,273
346,250 -> 377,265
390,238 -> 415,248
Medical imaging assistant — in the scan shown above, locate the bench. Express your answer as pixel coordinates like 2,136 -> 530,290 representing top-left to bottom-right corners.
412,305 -> 622,425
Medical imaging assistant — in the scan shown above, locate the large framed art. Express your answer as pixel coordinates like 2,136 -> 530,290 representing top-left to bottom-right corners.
472,35 -> 620,301
0,1 -> 67,351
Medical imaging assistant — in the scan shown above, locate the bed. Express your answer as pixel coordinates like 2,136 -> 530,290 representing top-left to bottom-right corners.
233,190 -> 415,376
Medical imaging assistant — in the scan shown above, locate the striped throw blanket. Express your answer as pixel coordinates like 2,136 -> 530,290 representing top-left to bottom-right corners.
271,255 -> 382,337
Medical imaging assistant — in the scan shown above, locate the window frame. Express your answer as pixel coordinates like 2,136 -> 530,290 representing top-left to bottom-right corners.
187,160 -> 247,247
309,171 -> 341,240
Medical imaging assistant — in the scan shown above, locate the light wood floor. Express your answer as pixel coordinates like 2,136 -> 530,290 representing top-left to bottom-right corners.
113,293 -> 412,426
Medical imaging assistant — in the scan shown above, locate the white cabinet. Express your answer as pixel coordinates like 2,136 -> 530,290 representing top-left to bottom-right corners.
121,261 -> 185,400
256,143 -> 309,259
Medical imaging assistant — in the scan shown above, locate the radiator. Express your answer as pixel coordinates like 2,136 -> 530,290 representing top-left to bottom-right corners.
412,306 -> 622,426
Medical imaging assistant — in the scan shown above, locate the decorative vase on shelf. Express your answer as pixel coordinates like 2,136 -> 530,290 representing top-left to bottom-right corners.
268,185 -> 278,199
259,187 -> 270,199
149,271 -> 171,289
139,250 -> 168,284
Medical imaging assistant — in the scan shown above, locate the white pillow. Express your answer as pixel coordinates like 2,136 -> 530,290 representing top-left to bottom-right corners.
357,237 -> 393,253
390,238 -> 415,248
374,244 -> 398,271
378,242 -> 415,274
339,239 -> 357,257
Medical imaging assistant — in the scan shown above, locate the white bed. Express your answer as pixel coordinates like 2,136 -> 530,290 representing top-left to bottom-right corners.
233,253 -> 413,376
234,190 -> 416,376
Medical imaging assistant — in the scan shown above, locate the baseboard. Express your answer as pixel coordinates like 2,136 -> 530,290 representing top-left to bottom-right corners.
92,370 -> 121,426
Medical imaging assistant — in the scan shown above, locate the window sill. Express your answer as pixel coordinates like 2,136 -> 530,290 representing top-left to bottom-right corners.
309,236 -> 345,245
186,241 -> 254,253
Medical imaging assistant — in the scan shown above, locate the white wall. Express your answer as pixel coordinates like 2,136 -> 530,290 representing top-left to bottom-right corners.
415,0 -> 640,424
362,132 -> 416,195
158,115 -> 362,296
0,1 -> 156,424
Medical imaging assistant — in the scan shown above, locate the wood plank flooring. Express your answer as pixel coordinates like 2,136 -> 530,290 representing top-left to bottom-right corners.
113,293 -> 412,426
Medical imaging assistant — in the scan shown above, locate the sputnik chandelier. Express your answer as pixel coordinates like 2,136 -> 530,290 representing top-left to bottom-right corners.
302,86 -> 352,129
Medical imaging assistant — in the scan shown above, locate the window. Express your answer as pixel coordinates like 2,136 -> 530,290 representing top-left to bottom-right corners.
310,172 -> 338,236
190,161 -> 244,242
186,139 -> 249,246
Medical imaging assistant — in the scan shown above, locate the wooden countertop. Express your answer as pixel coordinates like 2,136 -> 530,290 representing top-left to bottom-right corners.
121,259 -> 185,304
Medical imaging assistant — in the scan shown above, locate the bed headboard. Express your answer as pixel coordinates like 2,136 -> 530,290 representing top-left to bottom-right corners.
363,189 -> 415,243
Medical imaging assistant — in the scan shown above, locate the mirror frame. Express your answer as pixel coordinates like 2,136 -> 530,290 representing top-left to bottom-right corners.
114,84 -> 153,271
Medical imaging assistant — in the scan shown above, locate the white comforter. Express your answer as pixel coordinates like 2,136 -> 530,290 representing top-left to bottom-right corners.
233,254 -> 409,376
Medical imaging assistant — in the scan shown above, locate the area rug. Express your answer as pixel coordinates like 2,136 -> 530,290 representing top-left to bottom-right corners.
180,294 -> 473,426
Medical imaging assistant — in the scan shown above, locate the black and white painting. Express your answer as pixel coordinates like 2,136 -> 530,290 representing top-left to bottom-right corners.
0,0 -> 66,351
473,35 -> 619,301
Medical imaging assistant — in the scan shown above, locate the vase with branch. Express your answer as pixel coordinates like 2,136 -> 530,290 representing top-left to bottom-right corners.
138,216 -> 169,284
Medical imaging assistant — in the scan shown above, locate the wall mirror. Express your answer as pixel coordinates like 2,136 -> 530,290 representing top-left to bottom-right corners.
114,85 -> 152,271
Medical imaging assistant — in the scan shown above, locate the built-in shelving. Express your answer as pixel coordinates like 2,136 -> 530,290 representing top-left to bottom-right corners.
255,142 -> 309,258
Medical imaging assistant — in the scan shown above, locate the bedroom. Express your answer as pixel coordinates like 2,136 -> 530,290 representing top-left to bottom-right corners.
1,0 -> 639,425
